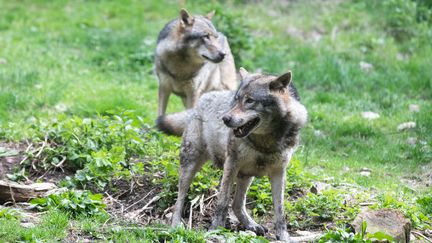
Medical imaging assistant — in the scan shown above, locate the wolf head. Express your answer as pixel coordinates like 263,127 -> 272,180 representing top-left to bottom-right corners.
178,9 -> 226,63
222,68 -> 307,138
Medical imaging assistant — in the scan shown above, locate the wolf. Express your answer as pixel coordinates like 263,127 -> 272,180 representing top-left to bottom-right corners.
155,8 -> 237,116
156,68 -> 308,241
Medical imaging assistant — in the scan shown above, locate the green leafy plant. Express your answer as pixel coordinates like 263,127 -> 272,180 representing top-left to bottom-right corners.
0,208 -> 20,220
212,6 -> 253,66
6,168 -> 28,182
30,189 -> 106,218
16,112 -> 153,189
417,194 -> 432,215
287,189 -> 359,229
319,221 -> 394,243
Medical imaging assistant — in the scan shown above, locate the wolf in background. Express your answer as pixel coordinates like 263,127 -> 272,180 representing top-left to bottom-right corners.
157,68 -> 308,241
155,9 -> 237,115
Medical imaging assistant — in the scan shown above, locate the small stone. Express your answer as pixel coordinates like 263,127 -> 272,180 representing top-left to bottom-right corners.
310,182 -> 330,194
55,103 -> 68,112
409,104 -> 420,112
397,122 -> 416,131
407,137 -> 417,146
360,168 -> 372,177
352,209 -> 410,243
323,177 -> 334,182
313,130 -> 325,137
165,212 -> 172,219
0,58 -> 7,65
360,171 -> 371,177
20,222 -> 35,228
359,61 -> 374,72
242,230 -> 257,237
396,53 -> 409,61
361,111 -> 380,120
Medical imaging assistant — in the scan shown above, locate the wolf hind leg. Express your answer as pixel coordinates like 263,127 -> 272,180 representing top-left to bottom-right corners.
210,156 -> 238,229
171,123 -> 206,227
232,175 -> 268,236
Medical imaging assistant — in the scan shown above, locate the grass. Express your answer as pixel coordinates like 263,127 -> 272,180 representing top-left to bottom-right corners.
0,0 -> 431,241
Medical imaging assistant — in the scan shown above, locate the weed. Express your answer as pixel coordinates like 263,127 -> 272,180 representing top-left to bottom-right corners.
417,194 -> 432,215
212,6 -> 253,67
30,189 -> 106,218
0,208 -> 20,220
287,190 -> 359,229
319,221 -> 394,242
15,112 -> 151,189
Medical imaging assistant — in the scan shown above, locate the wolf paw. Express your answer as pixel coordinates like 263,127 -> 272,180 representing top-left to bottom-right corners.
245,224 -> 268,236
276,230 -> 290,241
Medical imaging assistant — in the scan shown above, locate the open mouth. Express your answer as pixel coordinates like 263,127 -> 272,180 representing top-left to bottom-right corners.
233,117 -> 260,138
202,55 -> 223,63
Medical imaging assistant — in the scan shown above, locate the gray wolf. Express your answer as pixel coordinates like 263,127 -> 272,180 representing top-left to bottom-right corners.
157,68 -> 308,241
155,9 -> 237,115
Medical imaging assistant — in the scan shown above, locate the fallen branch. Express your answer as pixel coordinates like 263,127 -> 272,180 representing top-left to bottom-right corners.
412,231 -> 432,243
124,188 -> 156,212
136,195 -> 161,219
0,180 -> 57,203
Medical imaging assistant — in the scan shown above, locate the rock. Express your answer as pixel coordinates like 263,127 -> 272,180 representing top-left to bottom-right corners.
361,111 -> 380,120
290,231 -> 323,242
409,104 -> 420,113
360,168 -> 372,177
20,222 -> 35,228
242,230 -> 257,237
407,137 -> 417,146
313,130 -> 325,137
352,209 -> 411,243
359,61 -> 374,72
323,177 -> 334,182
0,58 -> 6,65
165,212 -> 172,219
397,122 -> 416,132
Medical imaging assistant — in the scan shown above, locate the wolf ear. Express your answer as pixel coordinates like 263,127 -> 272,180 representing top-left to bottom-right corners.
206,10 -> 215,20
270,71 -> 292,91
180,9 -> 194,26
239,67 -> 249,80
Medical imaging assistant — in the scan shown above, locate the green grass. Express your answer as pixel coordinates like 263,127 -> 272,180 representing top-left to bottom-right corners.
0,0 -> 431,241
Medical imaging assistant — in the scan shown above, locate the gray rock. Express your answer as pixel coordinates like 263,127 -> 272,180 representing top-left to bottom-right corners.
352,209 -> 411,242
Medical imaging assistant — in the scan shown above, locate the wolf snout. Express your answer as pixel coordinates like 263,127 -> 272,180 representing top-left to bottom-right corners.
212,51 -> 226,63
222,115 -> 232,125
218,51 -> 226,59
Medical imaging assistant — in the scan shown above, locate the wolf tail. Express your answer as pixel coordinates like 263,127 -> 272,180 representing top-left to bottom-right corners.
155,110 -> 192,136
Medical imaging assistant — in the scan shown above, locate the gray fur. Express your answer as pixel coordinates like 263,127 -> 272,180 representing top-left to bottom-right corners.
162,70 -> 308,242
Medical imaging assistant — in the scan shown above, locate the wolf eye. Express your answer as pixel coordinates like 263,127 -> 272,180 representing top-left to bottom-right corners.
245,97 -> 255,104
202,34 -> 210,40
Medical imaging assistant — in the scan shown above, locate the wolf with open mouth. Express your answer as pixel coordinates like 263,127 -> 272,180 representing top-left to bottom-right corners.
156,67 -> 308,241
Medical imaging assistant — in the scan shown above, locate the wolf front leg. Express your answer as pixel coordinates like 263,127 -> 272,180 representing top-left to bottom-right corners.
158,85 -> 171,116
210,156 -> 238,229
232,175 -> 268,235
270,168 -> 290,241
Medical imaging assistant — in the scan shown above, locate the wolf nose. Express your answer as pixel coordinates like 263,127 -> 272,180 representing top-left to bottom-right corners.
222,115 -> 231,125
219,51 -> 226,59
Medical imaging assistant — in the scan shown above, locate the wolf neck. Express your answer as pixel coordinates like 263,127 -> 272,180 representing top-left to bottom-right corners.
245,119 -> 299,154
162,47 -> 205,81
